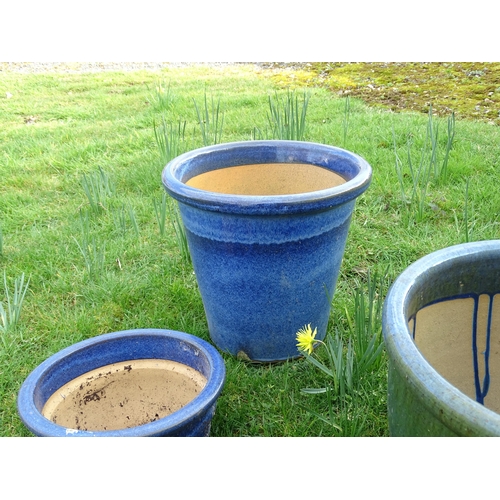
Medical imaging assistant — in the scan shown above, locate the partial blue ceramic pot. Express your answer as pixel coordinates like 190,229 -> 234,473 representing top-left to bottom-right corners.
17,329 -> 226,437
382,240 -> 500,436
162,140 -> 372,362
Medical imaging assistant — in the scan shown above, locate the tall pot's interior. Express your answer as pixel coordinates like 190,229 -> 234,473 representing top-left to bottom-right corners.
409,293 -> 500,413
186,162 -> 346,195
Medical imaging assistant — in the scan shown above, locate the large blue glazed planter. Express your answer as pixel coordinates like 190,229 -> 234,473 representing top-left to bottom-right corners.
162,140 -> 372,362
382,240 -> 500,436
17,329 -> 226,437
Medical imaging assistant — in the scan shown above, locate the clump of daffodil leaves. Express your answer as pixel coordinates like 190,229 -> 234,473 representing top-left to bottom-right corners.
294,272 -> 387,433
296,322 -> 354,397
295,318 -> 384,399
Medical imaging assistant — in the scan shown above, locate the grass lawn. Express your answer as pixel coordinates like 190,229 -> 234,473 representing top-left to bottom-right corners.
1,63 -> 499,437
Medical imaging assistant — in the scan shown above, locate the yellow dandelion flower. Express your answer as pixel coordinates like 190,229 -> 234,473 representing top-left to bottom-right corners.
296,324 -> 317,355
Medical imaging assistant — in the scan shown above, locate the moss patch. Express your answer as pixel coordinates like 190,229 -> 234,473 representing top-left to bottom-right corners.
261,62 -> 500,125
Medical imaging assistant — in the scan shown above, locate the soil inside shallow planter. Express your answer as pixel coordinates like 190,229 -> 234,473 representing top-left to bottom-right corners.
186,162 -> 346,195
42,359 -> 207,431
410,293 -> 500,413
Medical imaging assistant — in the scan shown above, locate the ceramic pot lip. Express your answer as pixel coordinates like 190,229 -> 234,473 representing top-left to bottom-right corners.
17,328 -> 226,437
383,240 -> 500,434
162,140 -> 372,215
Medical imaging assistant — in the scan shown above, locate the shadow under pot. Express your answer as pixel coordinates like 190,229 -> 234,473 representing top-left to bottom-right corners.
162,140 -> 372,362
382,240 -> 500,436
17,329 -> 226,437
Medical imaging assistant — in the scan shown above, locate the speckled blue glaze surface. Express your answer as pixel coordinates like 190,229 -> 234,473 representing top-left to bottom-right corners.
162,141 -> 372,362
17,329 -> 226,437
382,241 -> 500,436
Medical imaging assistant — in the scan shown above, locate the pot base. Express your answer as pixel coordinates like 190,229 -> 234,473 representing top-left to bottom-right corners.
42,359 -> 207,432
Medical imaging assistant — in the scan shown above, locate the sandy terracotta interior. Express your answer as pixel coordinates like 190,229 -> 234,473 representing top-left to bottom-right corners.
42,359 -> 207,432
185,162 -> 346,195
410,293 -> 500,413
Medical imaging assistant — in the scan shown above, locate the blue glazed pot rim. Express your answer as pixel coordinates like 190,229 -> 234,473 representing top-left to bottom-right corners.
17,329 -> 226,437
383,240 -> 500,434
162,140 -> 372,215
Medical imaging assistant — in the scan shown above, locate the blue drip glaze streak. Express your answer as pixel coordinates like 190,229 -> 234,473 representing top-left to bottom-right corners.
472,296 -> 482,403
472,294 -> 493,405
483,295 -> 493,398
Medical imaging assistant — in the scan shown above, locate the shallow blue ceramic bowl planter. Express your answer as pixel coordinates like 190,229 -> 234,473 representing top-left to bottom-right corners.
382,241 -> 500,436
162,140 -> 372,362
17,329 -> 226,437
